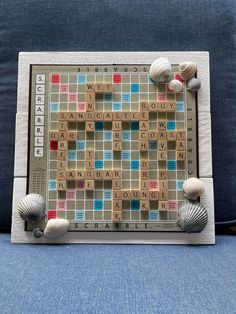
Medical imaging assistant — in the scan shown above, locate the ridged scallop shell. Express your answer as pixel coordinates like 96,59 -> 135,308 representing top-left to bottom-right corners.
149,57 -> 172,83
168,79 -> 183,93
183,178 -> 205,201
44,219 -> 69,239
33,228 -> 43,239
179,62 -> 197,80
177,201 -> 208,233
187,78 -> 201,93
18,194 -> 45,224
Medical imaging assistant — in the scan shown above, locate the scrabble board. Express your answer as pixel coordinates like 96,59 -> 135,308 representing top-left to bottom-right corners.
12,52 -> 215,244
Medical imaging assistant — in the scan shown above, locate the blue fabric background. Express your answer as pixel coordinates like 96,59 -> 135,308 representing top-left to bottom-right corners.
0,0 -> 236,230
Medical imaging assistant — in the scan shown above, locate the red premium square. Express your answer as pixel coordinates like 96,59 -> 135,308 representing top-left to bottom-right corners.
51,74 -> 60,84
50,140 -> 58,150
48,210 -> 57,220
113,74 -> 122,84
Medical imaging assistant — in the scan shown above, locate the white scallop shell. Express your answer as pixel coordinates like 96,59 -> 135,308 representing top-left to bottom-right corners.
44,219 -> 69,239
149,57 -> 172,83
18,194 -> 45,223
178,62 -> 197,81
187,78 -> 201,93
168,79 -> 183,93
183,178 -> 205,200
177,201 -> 208,233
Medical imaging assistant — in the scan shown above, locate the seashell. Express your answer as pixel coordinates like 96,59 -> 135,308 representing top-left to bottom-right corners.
187,78 -> 201,93
168,79 -> 183,93
18,194 -> 45,224
149,57 -> 172,83
178,62 -> 197,80
33,228 -> 43,239
44,219 -> 69,239
183,178 -> 205,201
177,201 -> 208,233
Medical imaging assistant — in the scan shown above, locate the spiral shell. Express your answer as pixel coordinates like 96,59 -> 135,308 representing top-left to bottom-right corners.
17,194 -> 45,224
178,62 -> 197,81
177,201 -> 208,233
149,57 -> 172,83
44,219 -> 69,239
183,178 -> 205,201
187,78 -> 201,93
33,228 -> 43,239
168,79 -> 183,93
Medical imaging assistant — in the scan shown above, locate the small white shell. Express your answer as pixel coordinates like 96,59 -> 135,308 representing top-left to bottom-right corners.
179,62 -> 197,81
33,228 -> 43,239
187,78 -> 201,93
149,57 -> 172,83
183,178 -> 205,200
18,194 -> 45,224
177,201 -> 208,233
168,79 -> 183,93
44,219 -> 69,239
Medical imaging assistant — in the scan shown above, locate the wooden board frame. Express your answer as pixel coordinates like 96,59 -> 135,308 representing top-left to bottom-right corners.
11,52 -> 214,244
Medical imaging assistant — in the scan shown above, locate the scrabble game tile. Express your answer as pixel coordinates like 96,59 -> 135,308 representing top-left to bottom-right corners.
167,131 -> 177,141
103,112 -> 113,121
66,170 -> 76,180
159,180 -> 168,190
158,102 -> 167,112
121,112 -> 131,121
85,160 -> 94,169
141,180 -> 149,190
113,141 -> 122,151
131,190 -> 140,199
112,121 -> 122,131
86,102 -> 95,112
112,211 -> 122,221
86,83 -> 95,91
58,131 -> 67,140
77,112 -> 86,121
113,190 -> 121,199
158,190 -> 168,201
113,200 -> 122,211
85,180 -> 94,190
85,92 -> 95,102
94,170 -> 103,180
67,112 -> 77,121
57,180 -> 67,191
85,112 -> 95,121
58,121 -> 68,131
148,131 -> 157,140
94,83 -> 104,93
86,150 -> 94,160
57,170 -> 66,180
67,131 -> 77,141
157,131 -> 167,140
103,170 -> 113,180
158,140 -> 167,151
58,151 -> 67,160
140,201 -> 150,211
121,191 -> 131,200
113,131 -> 122,141
85,170 -> 94,179
159,170 -> 168,180
57,160 -> 66,170
58,112 -> 68,121
157,151 -> 167,160
176,140 -> 186,150
140,170 -> 150,180
157,120 -> 166,130
158,201 -> 169,211
76,170 -> 85,179
113,180 -> 122,190
131,112 -> 140,120
112,112 -> 122,120
176,130 -> 186,139
103,83 -> 113,93
49,131 -> 59,140
139,140 -> 149,151
148,102 -> 158,112
113,170 -> 121,179
140,190 -> 149,200
166,102 -> 176,112
140,101 -> 149,111
140,121 -> 149,131
149,191 -> 158,200
176,151 -> 186,160
140,160 -> 149,170
140,112 -> 149,120
85,121 -> 95,132
139,131 -> 148,140
58,141 -> 68,151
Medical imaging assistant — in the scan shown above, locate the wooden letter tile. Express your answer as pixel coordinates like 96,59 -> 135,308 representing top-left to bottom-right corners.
113,180 -> 122,190
158,201 -> 169,211
139,141 -> 148,151
121,191 -> 130,200
113,200 -> 122,211
58,141 -> 67,151
140,112 -> 149,120
140,201 -> 150,211
141,180 -> 149,190
49,131 -> 59,140
58,121 -> 68,131
103,170 -> 113,180
85,160 -> 94,170
140,101 -> 149,111
103,83 -> 113,94
167,131 -> 176,141
57,170 -> 66,180
86,102 -> 95,112
103,112 -> 113,121
113,141 -> 122,151
112,121 -> 122,131
176,130 -> 186,139
94,170 -> 103,180
58,112 -> 68,121
159,170 -> 168,180
76,170 -> 85,179
113,190 -> 121,199
140,190 -> 149,200
85,92 -> 95,102
112,211 -> 122,221
57,180 -> 67,191
85,180 -> 94,190
77,112 -> 86,121
176,151 -> 186,160
166,102 -> 176,112
66,170 -> 76,180
176,140 -> 186,150
140,170 -> 149,180
131,190 -> 140,200
57,160 -> 66,170
158,140 -> 167,151
113,170 -> 121,179
157,151 -> 167,160
159,180 -> 168,190
140,121 -> 149,131
157,120 -> 166,130
148,102 -> 158,112
58,151 -> 67,160
141,160 -> 149,170
94,83 -> 104,93
158,190 -> 168,201
149,191 -> 158,200
85,170 -> 94,180
86,150 -> 94,160
139,131 -> 148,140
85,121 -> 95,132
157,131 -> 167,140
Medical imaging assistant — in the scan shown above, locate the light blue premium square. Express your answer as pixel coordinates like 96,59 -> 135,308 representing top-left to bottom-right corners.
149,141 -> 157,150
176,101 -> 185,112
68,150 -> 76,161
75,210 -> 84,220
104,190 -> 112,200
48,180 -> 57,190
131,160 -> 139,170
176,180 -> 184,191
50,103 -> 59,112
131,121 -> 139,131
168,160 -> 177,171
130,83 -> 140,93
167,121 -> 176,130
122,93 -> 130,102
95,160 -> 104,169
76,140 -> 85,150
149,210 -> 159,221
122,151 -> 131,160
122,131 -> 131,141
104,132 -> 112,141
95,122 -> 104,131
113,103 -> 121,111
104,151 -> 112,161
94,200 -> 103,211
131,200 -> 140,211
77,74 -> 86,84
